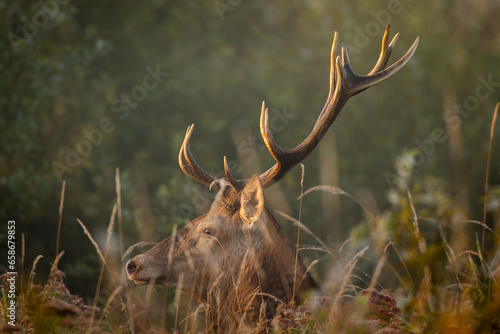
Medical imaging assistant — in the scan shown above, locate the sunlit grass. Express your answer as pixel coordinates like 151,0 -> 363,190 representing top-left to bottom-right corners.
1,106 -> 499,333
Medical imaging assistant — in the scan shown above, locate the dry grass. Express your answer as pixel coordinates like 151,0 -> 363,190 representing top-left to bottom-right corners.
1,105 -> 499,333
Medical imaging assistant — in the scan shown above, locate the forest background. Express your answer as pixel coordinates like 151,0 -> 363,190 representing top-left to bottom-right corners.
1,0 -> 500,316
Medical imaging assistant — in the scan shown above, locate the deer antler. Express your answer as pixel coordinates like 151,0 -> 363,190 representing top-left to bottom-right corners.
179,25 -> 419,191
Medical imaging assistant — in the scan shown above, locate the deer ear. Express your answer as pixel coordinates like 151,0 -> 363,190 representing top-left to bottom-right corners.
239,174 -> 264,226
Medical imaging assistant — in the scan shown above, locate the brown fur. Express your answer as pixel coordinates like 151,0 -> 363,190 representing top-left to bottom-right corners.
126,176 -> 316,332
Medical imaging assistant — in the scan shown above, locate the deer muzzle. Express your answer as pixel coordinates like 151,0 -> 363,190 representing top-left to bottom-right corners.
126,255 -> 166,285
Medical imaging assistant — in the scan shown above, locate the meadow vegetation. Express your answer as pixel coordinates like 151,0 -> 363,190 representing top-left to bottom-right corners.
1,1 -> 500,333
2,104 -> 499,332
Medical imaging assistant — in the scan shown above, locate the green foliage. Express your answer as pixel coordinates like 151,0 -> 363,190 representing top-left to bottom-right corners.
1,0 -> 500,332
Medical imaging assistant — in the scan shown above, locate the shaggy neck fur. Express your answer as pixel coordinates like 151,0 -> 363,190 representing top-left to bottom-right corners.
199,209 -> 317,332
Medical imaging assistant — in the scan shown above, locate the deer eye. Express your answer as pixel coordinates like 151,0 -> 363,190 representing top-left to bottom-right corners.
203,228 -> 214,236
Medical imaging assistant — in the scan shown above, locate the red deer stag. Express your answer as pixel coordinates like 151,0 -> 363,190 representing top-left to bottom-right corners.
126,25 -> 418,332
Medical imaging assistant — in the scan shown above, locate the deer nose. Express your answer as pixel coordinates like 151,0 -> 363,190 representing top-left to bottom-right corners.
126,259 -> 138,275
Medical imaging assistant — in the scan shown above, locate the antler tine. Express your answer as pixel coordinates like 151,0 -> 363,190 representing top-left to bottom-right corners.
224,156 -> 245,190
368,25 -> 398,75
327,31 -> 339,102
179,28 -> 418,192
255,28 -> 418,188
224,102 -> 286,190
179,125 -> 219,190
258,102 -> 289,187
341,35 -> 419,95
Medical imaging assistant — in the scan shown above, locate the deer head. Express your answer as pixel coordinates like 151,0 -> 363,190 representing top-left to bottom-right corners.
126,25 -> 418,331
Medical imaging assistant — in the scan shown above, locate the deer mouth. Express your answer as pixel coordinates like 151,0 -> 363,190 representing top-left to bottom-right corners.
132,275 -> 166,285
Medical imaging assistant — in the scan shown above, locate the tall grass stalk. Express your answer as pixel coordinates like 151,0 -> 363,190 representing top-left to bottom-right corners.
292,164 -> 305,303
483,103 -> 499,248
28,255 -> 43,289
173,272 -> 185,331
161,285 -> 169,333
115,169 -> 137,334
115,168 -> 124,257
407,189 -> 427,254
275,210 -> 334,261
77,215 -> 135,333
76,219 -> 109,268
55,180 -> 66,258
299,185 -> 377,223
331,246 -> 369,311
49,251 -> 65,277
384,241 -> 413,291
100,286 -> 123,320
89,204 -> 117,331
